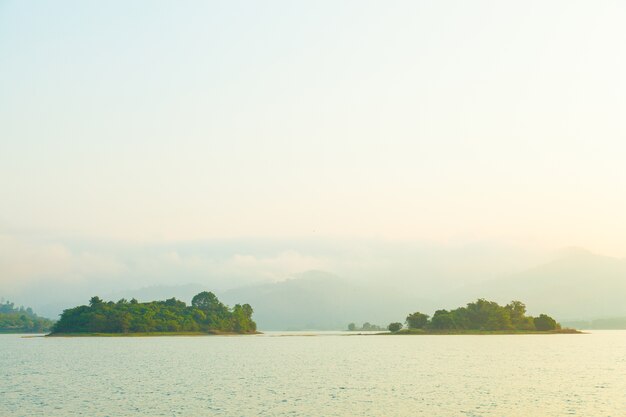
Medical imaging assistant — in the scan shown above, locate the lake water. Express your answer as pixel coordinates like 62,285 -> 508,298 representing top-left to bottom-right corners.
1,331 -> 625,416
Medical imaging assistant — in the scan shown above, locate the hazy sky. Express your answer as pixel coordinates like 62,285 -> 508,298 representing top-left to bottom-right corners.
2,1 -> 626,257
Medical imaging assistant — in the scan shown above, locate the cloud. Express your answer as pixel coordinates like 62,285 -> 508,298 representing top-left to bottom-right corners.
0,233 -> 128,294
219,251 -> 328,281
0,233 -> 332,298
1,231 -> 556,319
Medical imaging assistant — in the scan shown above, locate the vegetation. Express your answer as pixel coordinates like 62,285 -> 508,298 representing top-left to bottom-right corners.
387,322 -> 402,332
398,299 -> 567,333
51,292 -> 257,335
533,314 -> 558,331
0,300 -> 54,333
406,312 -> 430,329
347,322 -> 385,331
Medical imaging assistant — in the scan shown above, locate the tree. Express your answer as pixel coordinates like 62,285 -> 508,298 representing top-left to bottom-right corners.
534,314 -> 558,331
231,304 -> 256,333
89,296 -> 103,307
505,301 -> 535,330
388,322 -> 402,332
51,292 -> 257,335
395,299 -> 565,334
192,292 -> 220,310
164,297 -> 185,307
406,312 -> 429,329
0,301 -> 54,333
347,323 -> 356,331
242,304 -> 253,318
506,301 -> 526,320
430,310 -> 456,330
464,299 -> 513,330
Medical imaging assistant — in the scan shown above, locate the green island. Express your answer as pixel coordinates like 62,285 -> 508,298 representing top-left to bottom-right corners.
49,291 -> 258,336
383,299 -> 581,335
0,300 -> 54,333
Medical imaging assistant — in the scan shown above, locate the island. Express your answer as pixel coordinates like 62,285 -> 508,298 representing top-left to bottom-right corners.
384,299 -> 580,334
0,300 -> 54,333
49,291 -> 258,336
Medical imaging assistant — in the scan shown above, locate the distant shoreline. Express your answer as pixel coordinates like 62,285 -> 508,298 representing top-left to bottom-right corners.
1,330 -> 52,334
380,328 -> 583,335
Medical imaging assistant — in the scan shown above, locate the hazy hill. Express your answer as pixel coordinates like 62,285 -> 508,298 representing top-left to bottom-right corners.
220,270 -> 433,330
561,317 -> 626,330
9,241 -> 625,328
89,272 -> 433,330
448,248 -> 626,320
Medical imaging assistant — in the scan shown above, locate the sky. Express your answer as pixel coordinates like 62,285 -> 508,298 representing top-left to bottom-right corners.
1,1 -> 626,302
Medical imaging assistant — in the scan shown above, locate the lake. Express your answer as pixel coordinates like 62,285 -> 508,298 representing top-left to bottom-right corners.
1,331 -> 625,416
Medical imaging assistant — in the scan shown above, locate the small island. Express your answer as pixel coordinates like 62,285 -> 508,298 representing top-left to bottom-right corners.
49,291 -> 258,336
384,299 -> 580,335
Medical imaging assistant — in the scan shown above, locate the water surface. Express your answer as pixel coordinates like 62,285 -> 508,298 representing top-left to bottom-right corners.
1,331 -> 624,416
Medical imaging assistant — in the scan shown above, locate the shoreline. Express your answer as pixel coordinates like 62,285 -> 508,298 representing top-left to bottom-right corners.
46,331 -> 262,337
376,328 -> 584,335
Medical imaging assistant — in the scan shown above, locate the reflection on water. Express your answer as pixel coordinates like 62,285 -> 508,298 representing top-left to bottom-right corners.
1,331 -> 625,416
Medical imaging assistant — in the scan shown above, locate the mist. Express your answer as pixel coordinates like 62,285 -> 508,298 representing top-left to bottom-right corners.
4,232 -> 624,328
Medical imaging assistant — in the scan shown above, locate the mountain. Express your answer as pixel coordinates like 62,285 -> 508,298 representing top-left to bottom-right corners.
220,270 -> 433,330
447,248 -> 626,320
59,272 -> 428,330
1,237 -> 549,321
10,240 -> 624,327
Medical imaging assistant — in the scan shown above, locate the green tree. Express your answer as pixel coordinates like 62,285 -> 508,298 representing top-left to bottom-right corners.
406,312 -> 430,329
387,322 -> 402,332
464,299 -> 512,330
534,314 -> 558,331
505,301 -> 535,330
191,292 -> 220,310
52,292 -> 257,335
0,301 -> 54,333
398,298 -> 562,333
347,323 -> 356,331
89,296 -> 103,307
430,310 -> 456,330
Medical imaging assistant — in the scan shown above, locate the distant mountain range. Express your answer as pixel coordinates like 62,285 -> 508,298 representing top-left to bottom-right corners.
98,249 -> 626,330
220,271 -> 434,330
10,246 -> 626,330
448,248 -> 626,320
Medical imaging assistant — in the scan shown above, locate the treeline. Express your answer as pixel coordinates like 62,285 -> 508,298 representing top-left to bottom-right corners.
0,300 -> 54,333
388,299 -> 561,332
347,322 -> 385,331
52,292 -> 256,334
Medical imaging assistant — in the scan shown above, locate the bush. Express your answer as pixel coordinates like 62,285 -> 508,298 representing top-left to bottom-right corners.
387,322 -> 402,332
534,314 -> 558,331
